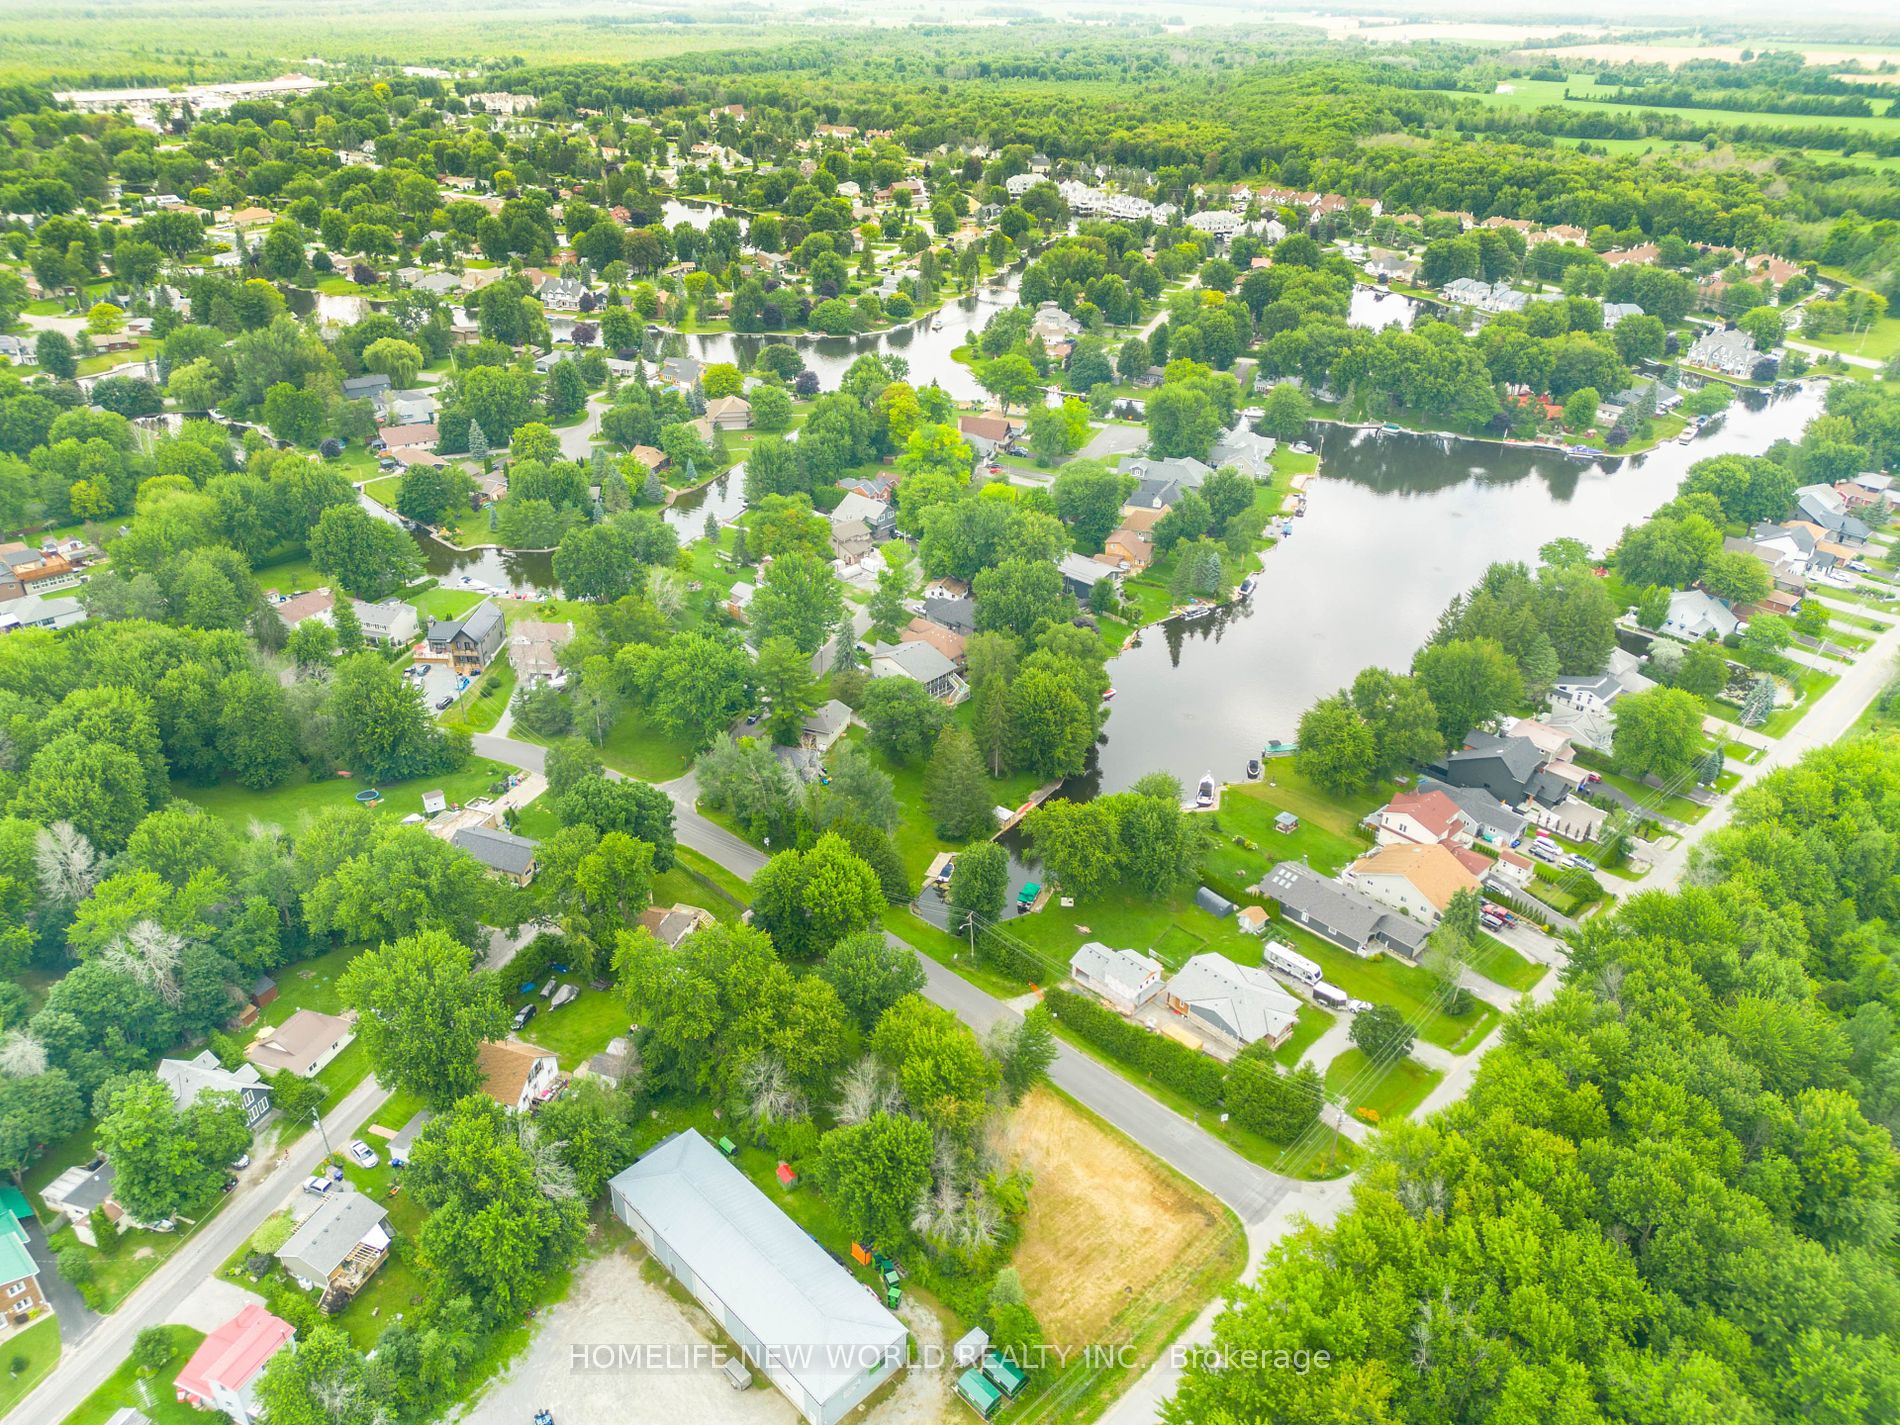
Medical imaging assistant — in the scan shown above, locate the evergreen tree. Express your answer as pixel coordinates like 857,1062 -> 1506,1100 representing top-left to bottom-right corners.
468,419 -> 490,469
924,726 -> 993,839
642,471 -> 665,503
1697,746 -> 1725,785
1739,674 -> 1776,728
704,511 -> 721,544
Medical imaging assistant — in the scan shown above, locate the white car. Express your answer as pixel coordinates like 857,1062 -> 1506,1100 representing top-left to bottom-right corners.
1847,560 -> 1872,574
347,1140 -> 380,1169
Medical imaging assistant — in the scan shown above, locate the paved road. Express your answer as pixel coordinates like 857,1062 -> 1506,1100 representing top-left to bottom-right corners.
4,1074 -> 390,1425
472,734 -> 1294,1224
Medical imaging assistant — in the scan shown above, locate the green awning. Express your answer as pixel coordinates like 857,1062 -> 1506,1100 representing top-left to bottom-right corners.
0,1185 -> 32,1223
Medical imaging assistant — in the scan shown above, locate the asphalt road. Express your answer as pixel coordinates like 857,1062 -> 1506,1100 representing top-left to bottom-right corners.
6,1074 -> 390,1425
471,734 -> 1296,1224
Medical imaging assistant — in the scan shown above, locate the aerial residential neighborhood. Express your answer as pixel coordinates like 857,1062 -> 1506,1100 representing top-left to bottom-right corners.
0,3 -> 1896,1425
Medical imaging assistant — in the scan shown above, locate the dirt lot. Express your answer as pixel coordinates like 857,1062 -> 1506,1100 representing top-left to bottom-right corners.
1000,1088 -> 1236,1348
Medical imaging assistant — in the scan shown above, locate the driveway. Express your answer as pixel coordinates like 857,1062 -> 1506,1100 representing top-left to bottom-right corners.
165,1277 -> 263,1334
1079,422 -> 1148,462
22,1216 -> 99,1345
411,660 -> 468,717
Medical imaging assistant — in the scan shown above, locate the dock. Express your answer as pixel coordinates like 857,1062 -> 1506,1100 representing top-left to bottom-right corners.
993,781 -> 1064,836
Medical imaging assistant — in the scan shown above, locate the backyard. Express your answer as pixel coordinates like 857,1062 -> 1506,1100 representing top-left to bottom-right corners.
180,757 -> 518,831
57,1323 -> 205,1425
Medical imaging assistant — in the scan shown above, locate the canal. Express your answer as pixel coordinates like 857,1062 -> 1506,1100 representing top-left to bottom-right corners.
1073,381 -> 1825,796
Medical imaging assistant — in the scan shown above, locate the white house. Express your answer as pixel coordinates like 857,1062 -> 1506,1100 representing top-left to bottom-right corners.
1344,842 -> 1482,926
1068,942 -> 1164,1014
1162,953 -> 1300,1053
477,1038 -> 560,1113
1662,589 -> 1739,642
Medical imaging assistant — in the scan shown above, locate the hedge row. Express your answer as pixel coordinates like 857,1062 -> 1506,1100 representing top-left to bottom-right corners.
1045,987 -> 1227,1108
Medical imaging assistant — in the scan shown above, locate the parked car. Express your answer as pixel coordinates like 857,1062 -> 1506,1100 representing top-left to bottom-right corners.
512,1002 -> 537,1031
303,1175 -> 332,1196
434,694 -> 455,710
230,1153 -> 251,1170
347,1140 -> 380,1169
1848,559 -> 1872,573
1346,998 -> 1374,1014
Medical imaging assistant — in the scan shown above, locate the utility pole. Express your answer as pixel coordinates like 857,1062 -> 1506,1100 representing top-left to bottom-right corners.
310,1106 -> 335,1159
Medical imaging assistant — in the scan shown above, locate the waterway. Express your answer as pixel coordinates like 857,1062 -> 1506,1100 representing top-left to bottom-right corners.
1071,381 -> 1825,797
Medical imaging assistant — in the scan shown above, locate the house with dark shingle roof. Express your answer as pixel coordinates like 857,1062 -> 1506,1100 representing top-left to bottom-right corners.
451,824 -> 539,884
1261,860 -> 1429,962
425,599 -> 505,673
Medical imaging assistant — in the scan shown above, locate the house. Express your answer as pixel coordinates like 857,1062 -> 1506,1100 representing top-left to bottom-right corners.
1542,700 -> 1616,756
868,640 -> 967,704
801,699 -> 853,754
386,1111 -> 430,1169
1794,485 -> 1872,544
1662,589 -> 1739,642
507,619 -> 573,687
1162,954 -> 1300,1052
174,1305 -> 295,1425
0,334 -> 36,366
40,1158 -> 119,1240
830,490 -> 896,539
424,599 -> 505,673
1102,525 -> 1155,572
244,1009 -> 355,1079
1207,427 -> 1277,479
0,594 -> 87,634
1522,795 -> 1609,844
451,824 -> 539,884
704,394 -> 751,431
1432,732 -> 1563,808
1069,942 -> 1164,1014
829,519 -> 875,567
477,1038 -> 561,1113
609,1130 -> 906,1425
1411,777 -> 1529,845
538,276 -> 585,311
1261,860 -> 1430,962
354,599 -> 419,648
272,587 -> 335,630
1121,455 -> 1212,490
1684,327 -> 1764,378
0,543 -> 81,596
958,413 -> 1019,448
157,1050 -> 272,1129
900,616 -> 966,667
276,1191 -> 391,1305
1504,717 -> 1576,765
921,590 -> 976,635
1345,842 -> 1481,925
1057,551 -> 1119,600
637,903 -> 717,949
0,1213 -> 45,1325
1550,672 -> 1626,715
582,1036 -> 638,1090
378,421 -> 438,450
1368,790 -> 1474,849
627,444 -> 670,475
341,373 -> 391,403
658,355 -> 704,388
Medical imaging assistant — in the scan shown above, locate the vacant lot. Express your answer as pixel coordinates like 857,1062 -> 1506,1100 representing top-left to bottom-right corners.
1001,1088 -> 1238,1348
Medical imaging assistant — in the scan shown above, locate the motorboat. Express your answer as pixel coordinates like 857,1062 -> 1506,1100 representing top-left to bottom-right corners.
1246,759 -> 1262,780
930,314 -> 944,330
1195,773 -> 1216,807
1237,573 -> 1258,599
1102,687 -> 1117,701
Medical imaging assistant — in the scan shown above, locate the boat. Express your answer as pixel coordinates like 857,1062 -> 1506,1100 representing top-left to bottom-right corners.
1567,444 -> 1606,459
1246,758 -> 1262,780
1195,773 -> 1216,807
1179,604 -> 1212,620
1102,687 -> 1117,701
1237,573 -> 1258,599
1677,426 -> 1698,444
1380,422 -> 1402,433
1290,441 -> 1314,455
930,314 -> 943,330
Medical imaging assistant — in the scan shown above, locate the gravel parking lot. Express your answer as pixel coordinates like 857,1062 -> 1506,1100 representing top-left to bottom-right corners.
409,659 -> 468,715
457,1247 -> 951,1425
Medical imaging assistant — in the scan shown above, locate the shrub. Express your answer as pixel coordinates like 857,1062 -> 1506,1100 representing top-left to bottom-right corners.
1044,989 -> 1227,1108
132,1327 -> 176,1373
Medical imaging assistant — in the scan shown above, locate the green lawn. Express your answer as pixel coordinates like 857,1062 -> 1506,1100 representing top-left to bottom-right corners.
1273,920 -> 1499,1053
58,1324 -> 205,1425
443,659 -> 515,733
0,1316 -> 59,1417
410,585 -> 486,622
180,757 -> 517,831
589,712 -> 701,782
502,982 -> 628,1073
853,721 -> 1044,881
1199,781 -> 1370,905
1324,1048 -> 1442,1127
1707,669 -> 1842,738
1466,933 -> 1548,994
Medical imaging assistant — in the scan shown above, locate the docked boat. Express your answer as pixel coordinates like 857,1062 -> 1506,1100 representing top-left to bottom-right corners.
1237,573 -> 1258,599
1196,773 -> 1216,807
1290,441 -> 1314,455
1102,687 -> 1117,701
1179,604 -> 1212,620
1246,758 -> 1262,780
1381,422 -> 1402,433
1568,444 -> 1606,459
930,314 -> 943,330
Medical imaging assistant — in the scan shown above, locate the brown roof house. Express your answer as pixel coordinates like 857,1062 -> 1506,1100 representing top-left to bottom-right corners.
637,903 -> 717,949
507,619 -> 574,689
477,1039 -> 561,1113
704,394 -> 751,431
1344,842 -> 1481,927
244,1009 -> 356,1079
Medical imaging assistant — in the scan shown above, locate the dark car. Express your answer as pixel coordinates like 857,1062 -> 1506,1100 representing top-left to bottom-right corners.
434,694 -> 455,711
512,1002 -> 537,1031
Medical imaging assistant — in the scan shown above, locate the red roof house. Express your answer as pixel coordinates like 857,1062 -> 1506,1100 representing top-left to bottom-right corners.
175,1304 -> 295,1424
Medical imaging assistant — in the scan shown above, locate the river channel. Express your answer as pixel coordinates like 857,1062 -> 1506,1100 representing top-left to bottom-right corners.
392,263 -> 1823,805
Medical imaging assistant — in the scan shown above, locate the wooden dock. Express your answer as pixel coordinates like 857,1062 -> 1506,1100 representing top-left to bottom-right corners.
993,781 -> 1064,836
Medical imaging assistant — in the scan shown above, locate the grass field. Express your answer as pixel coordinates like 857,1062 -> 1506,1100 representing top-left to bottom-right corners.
1467,933 -> 1548,993
1444,76 -> 1900,132
0,1316 -> 58,1417
993,1087 -> 1246,1422
180,757 -> 516,831
57,1324 -> 206,1425
1324,1048 -> 1442,1126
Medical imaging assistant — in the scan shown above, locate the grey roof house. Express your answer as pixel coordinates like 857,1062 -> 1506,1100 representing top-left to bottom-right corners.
1431,732 -> 1563,808
425,599 -> 505,672
277,1190 -> 392,1301
451,825 -> 539,884
1413,776 -> 1530,844
868,640 -> 967,704
1163,953 -> 1301,1051
609,1130 -> 907,1425
157,1050 -> 272,1129
1262,860 -> 1430,962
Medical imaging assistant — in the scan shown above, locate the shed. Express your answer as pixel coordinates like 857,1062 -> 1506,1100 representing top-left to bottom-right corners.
775,1161 -> 799,1188
957,1368 -> 1003,1419
953,1327 -> 990,1368
982,1352 -> 1028,1398
1194,886 -> 1236,918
